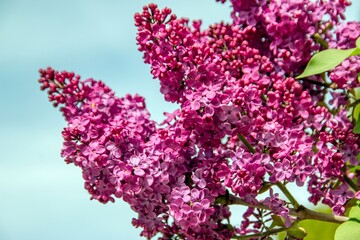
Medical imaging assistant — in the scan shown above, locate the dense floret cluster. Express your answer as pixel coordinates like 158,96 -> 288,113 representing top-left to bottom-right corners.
39,1 -> 360,239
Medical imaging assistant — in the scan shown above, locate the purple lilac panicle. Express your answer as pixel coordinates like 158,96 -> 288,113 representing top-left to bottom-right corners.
39,0 -> 360,239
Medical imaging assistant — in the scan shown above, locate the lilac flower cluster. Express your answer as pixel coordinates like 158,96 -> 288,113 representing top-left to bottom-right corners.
217,0 -> 350,73
329,21 -> 360,89
39,1 -> 360,239
39,67 -> 232,239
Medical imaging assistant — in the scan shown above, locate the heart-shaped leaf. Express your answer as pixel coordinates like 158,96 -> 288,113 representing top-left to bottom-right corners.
296,48 -> 357,79
335,221 -> 360,240
356,36 -> 360,48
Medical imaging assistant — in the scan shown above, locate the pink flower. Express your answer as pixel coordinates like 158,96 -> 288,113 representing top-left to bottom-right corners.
82,141 -> 105,162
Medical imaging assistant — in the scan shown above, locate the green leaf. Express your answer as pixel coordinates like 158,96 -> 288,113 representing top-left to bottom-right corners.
349,165 -> 360,173
356,36 -> 360,48
351,48 -> 360,56
349,88 -> 360,121
296,48 -> 357,79
354,87 -> 360,99
269,215 -> 285,229
277,206 -> 340,240
226,224 -> 235,232
287,223 -> 307,239
335,221 -> 360,240
345,199 -> 359,212
349,203 -> 360,220
258,182 -> 273,194
353,106 -> 360,121
214,195 -> 227,205
353,119 -> 360,134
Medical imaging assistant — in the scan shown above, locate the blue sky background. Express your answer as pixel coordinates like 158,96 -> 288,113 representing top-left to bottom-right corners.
0,1 -> 359,239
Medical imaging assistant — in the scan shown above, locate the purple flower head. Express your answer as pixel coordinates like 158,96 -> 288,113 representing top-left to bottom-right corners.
38,1 -> 360,238
82,141 -> 106,162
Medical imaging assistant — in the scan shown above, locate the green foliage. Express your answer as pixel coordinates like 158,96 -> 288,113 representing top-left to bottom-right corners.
277,207 -> 339,240
353,120 -> 360,134
350,87 -> 360,122
335,202 -> 360,240
334,221 -> 360,240
349,164 -> 360,173
350,87 -> 360,134
270,215 -> 286,229
259,182 -> 273,194
287,223 -> 307,239
298,219 -> 339,240
296,36 -> 360,79
296,48 -> 358,79
349,203 -> 360,220
277,220 -> 339,240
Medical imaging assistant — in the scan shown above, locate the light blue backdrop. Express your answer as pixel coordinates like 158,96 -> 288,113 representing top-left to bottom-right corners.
0,1 -> 359,239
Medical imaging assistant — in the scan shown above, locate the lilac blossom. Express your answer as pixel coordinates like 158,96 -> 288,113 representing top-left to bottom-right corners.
38,1 -> 360,239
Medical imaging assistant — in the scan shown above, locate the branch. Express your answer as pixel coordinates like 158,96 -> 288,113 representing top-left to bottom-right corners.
276,182 -> 300,209
228,194 -> 349,224
293,206 -> 349,224
344,175 -> 360,191
232,227 -> 286,239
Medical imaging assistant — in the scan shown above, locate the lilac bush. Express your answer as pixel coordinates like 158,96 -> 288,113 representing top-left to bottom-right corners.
38,1 -> 360,239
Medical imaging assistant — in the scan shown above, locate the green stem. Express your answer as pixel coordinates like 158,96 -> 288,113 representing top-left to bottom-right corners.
276,182 -> 300,209
294,205 -> 349,224
349,98 -> 360,108
313,33 -> 329,49
319,23 -> 333,35
50,79 -> 64,89
232,227 -> 286,239
344,175 -> 360,191
228,194 -> 349,224
238,134 -> 256,154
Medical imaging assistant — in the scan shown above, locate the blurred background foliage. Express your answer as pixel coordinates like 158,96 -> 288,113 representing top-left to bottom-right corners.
277,207 -> 339,240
